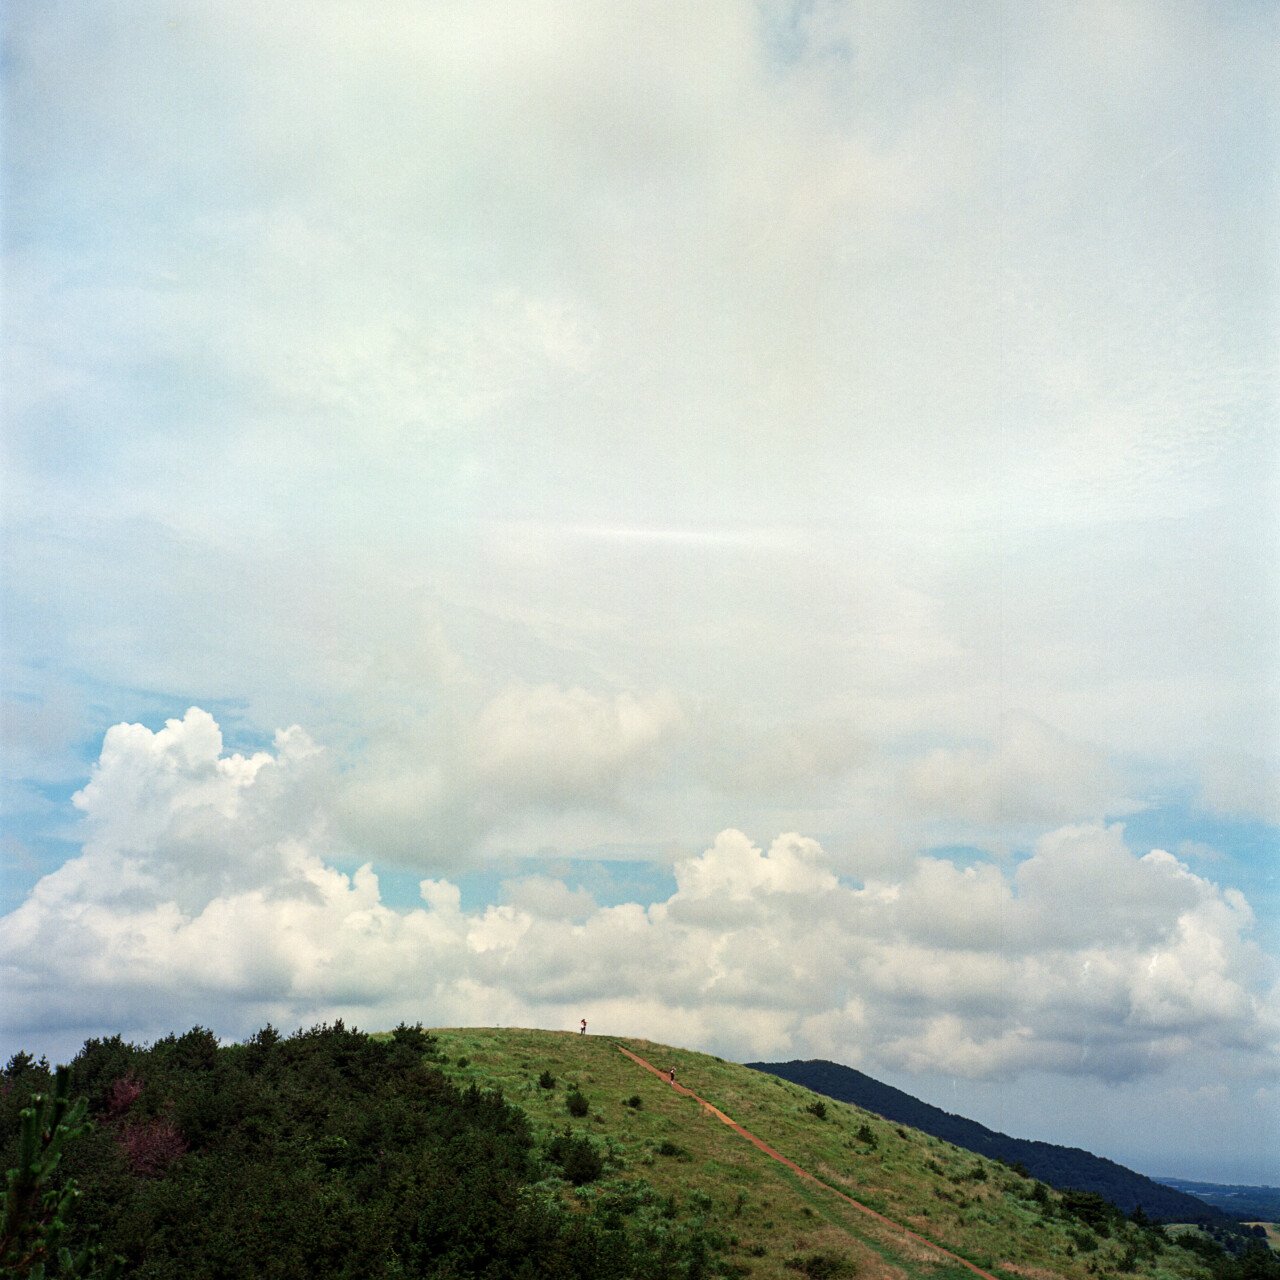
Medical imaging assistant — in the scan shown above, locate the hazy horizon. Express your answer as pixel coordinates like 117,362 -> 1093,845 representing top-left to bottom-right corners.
2,2 -> 1276,1185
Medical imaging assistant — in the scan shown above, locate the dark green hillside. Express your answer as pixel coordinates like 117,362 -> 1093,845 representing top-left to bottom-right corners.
749,1059 -> 1223,1224
3,1025 -> 1274,1280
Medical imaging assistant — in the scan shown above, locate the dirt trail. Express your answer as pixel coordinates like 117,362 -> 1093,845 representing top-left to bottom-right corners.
616,1043 -> 1002,1280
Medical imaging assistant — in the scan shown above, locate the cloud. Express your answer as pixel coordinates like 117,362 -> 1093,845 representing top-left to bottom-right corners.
1198,753 -> 1280,826
470,684 -> 683,806
668,829 -> 838,911
331,684 -> 685,867
1177,840 -> 1226,864
500,873 -> 596,922
901,712 -> 1137,831
880,1017 -> 1043,1079
697,715 -> 867,797
1,0 -> 1272,891
2,712 -> 1275,1091
1010,824 -> 1211,950
59,708 -> 328,910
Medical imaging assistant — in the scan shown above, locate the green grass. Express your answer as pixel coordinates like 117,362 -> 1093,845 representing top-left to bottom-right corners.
425,1028 -> 1217,1280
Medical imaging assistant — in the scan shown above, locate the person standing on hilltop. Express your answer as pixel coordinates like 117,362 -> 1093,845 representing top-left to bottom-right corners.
579,1018 -> 587,1035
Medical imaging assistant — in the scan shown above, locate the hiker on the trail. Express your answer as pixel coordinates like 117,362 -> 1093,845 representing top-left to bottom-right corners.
668,1066 -> 677,1085
579,1018 -> 587,1035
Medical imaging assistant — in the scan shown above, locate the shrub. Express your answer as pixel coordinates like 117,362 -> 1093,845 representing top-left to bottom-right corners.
538,1070 -> 556,1090
545,1128 -> 604,1185
565,1090 -> 589,1117
855,1123 -> 878,1149
624,1095 -> 643,1109
243,1024 -> 280,1074
785,1250 -> 857,1277
103,1074 -> 143,1120
68,1035 -> 135,1113
805,1100 -> 827,1121
1062,1189 -> 1118,1236
117,1114 -> 188,1177
656,1140 -> 688,1159
389,1022 -> 436,1060
166,1026 -> 220,1074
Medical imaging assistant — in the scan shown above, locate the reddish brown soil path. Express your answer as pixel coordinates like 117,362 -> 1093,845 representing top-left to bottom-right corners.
616,1043 -> 1002,1280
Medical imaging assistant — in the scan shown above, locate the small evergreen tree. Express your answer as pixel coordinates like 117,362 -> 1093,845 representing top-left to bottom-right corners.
0,1066 -> 120,1279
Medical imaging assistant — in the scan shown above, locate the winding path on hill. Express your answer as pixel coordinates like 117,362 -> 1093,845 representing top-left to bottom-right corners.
615,1043 -> 1002,1280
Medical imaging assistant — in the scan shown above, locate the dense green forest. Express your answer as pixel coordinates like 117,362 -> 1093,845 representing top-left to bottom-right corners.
1,1024 -> 718,1279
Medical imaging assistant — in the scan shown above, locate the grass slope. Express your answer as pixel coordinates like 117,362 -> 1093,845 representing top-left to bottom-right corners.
430,1028 -> 1217,1280
746,1060 -> 1222,1223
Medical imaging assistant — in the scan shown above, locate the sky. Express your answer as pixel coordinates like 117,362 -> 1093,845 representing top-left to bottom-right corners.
1,0 -> 1277,1185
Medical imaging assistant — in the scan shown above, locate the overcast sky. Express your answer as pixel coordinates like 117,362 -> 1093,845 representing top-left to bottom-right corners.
2,0 -> 1277,1184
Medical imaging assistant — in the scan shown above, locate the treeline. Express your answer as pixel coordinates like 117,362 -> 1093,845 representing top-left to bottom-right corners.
2,1024 -> 719,1279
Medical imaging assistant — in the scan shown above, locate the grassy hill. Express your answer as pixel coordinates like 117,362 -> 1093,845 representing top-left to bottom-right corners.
6,1023 -> 1272,1280
745,1058 -> 1223,1223
429,1028 -> 1245,1280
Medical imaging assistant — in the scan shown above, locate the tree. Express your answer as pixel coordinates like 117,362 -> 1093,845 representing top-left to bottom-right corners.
0,1065 -> 120,1279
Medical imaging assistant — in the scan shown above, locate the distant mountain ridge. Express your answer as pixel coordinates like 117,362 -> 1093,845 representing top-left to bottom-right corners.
748,1058 -> 1224,1224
